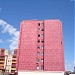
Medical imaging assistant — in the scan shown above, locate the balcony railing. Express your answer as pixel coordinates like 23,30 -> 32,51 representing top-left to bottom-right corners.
12,64 -> 16,67
12,61 -> 16,63
11,68 -> 16,70
0,67 -> 4,69
0,58 -> 5,60
12,58 -> 17,60
0,61 -> 4,63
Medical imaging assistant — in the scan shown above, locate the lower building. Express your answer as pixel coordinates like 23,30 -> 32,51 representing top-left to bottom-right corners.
0,48 -> 12,73
0,48 -> 5,73
17,20 -> 65,71
11,49 -> 17,73
5,50 -> 12,73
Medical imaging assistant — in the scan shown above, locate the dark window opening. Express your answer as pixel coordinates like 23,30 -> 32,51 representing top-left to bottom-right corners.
61,42 -> 62,44
38,40 -> 40,43
38,28 -> 40,30
41,40 -> 44,43
38,34 -> 40,37
42,28 -> 44,31
38,23 -> 40,26
38,46 -> 40,49
36,62 -> 38,64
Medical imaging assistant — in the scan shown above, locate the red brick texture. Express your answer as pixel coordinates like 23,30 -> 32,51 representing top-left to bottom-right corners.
17,20 -> 65,71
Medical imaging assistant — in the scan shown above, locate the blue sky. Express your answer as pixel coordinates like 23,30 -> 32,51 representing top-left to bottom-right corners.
0,0 -> 74,71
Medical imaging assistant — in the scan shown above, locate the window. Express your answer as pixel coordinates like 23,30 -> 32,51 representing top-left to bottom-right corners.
37,59 -> 40,62
38,46 -> 44,49
37,66 -> 40,70
41,52 -> 44,56
41,66 -> 43,69
38,34 -> 40,37
41,34 -> 44,37
41,59 -> 43,62
41,28 -> 44,31
36,62 -> 38,64
37,52 -> 40,56
38,46 -> 40,49
41,40 -> 44,43
41,23 -> 44,26
38,28 -> 40,30
38,40 -> 40,43
38,23 -> 40,26
41,46 -> 44,49
61,42 -> 62,44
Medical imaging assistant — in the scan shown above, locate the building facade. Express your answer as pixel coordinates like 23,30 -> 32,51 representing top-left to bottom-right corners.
0,48 -> 12,73
11,49 -> 17,73
0,48 -> 5,73
17,20 -> 65,71
5,50 -> 12,73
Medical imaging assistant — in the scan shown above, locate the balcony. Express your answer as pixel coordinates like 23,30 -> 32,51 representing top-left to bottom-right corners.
0,61 -> 4,63
12,58 -> 17,60
0,55 -> 5,60
0,67 -> 4,69
13,54 -> 17,58
11,68 -> 16,70
0,54 -> 5,57
11,70 -> 15,73
12,64 -> 16,67
0,57 -> 5,60
12,61 -> 16,63
0,64 -> 4,66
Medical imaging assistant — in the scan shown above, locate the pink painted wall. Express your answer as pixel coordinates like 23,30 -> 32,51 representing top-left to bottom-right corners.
17,20 -> 65,71
44,20 -> 64,71
18,20 -> 38,70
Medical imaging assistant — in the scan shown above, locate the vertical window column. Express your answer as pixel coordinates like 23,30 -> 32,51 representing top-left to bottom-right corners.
36,22 -> 44,70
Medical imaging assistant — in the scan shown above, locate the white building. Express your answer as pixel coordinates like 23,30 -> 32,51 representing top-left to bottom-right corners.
5,50 -> 12,73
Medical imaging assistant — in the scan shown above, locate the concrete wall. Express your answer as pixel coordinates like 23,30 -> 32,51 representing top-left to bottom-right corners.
17,20 -> 65,71
18,71 -> 64,75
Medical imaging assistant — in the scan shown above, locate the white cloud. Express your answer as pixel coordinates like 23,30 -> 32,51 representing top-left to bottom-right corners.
65,61 -> 74,71
0,19 -> 19,51
0,39 -> 3,43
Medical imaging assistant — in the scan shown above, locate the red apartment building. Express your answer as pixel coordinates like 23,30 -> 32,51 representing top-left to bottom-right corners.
17,20 -> 65,71
0,48 -> 5,73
